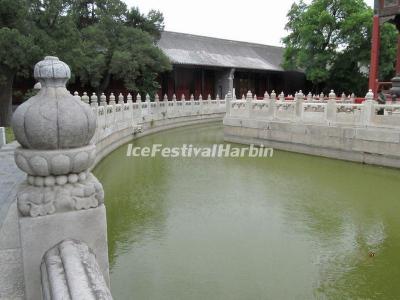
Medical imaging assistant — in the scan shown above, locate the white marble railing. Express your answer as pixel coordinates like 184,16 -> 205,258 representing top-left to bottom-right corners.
227,90 -> 400,128
72,92 -> 226,143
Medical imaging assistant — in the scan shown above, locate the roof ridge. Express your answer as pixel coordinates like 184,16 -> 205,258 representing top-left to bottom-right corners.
162,31 -> 283,50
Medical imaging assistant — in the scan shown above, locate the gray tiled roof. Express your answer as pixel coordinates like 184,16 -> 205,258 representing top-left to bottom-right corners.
158,31 -> 284,71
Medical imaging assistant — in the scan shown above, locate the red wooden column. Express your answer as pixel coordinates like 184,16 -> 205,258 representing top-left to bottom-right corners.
369,15 -> 380,96
396,34 -> 400,75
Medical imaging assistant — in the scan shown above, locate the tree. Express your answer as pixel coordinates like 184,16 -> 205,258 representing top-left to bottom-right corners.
0,0 -> 171,126
0,0 -> 42,126
71,2 -> 171,95
282,0 -> 397,96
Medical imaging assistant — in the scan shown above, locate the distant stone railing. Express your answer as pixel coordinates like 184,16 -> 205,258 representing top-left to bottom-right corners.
70,91 -> 226,156
81,92 -> 225,132
224,89 -> 400,168
227,90 -> 400,128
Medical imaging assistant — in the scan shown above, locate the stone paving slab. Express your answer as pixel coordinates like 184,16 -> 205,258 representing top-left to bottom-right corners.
0,202 -> 24,299
0,248 -> 24,299
0,144 -> 25,299
0,143 -> 24,229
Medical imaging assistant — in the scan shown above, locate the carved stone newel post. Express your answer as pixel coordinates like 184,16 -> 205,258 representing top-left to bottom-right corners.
12,56 -> 110,300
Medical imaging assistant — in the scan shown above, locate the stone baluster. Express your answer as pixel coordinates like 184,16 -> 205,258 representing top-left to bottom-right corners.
319,92 -> 325,102
73,91 -> 81,102
172,93 -> 177,103
279,92 -> 285,102
341,92 -> 346,103
100,93 -> 107,106
118,93 -> 124,105
11,56 -> 109,300
271,90 -> 277,101
181,94 -> 186,115
268,91 -> 277,119
326,90 -> 337,124
127,93 -> 133,121
263,91 -> 270,100
154,93 -> 160,117
241,94 -> 245,100
117,93 -> 124,123
109,93 -> 116,106
90,93 -> 98,107
246,90 -> 253,118
145,93 -> 152,116
199,94 -> 203,113
172,94 -> 177,116
225,91 -> 232,116
81,92 -> 90,105
361,89 -> 375,126
161,94 -> 168,117
307,92 -> 312,102
190,94 -> 195,114
127,93 -> 133,104
296,90 -> 304,120
350,93 -> 355,103
136,93 -> 143,118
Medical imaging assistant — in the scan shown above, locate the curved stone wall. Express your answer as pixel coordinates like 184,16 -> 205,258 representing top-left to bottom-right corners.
89,95 -> 226,166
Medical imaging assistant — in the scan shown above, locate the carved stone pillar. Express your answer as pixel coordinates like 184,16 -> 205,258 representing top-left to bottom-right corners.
11,56 -> 110,300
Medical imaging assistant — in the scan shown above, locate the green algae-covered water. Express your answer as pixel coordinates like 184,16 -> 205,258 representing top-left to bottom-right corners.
94,123 -> 400,300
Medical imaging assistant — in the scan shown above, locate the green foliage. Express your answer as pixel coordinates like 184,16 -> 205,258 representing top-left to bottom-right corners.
0,0 -> 171,118
5,127 -> 15,143
0,0 -> 42,80
282,0 -> 397,95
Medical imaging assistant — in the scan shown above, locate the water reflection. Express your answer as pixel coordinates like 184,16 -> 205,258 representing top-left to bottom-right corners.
94,123 -> 400,299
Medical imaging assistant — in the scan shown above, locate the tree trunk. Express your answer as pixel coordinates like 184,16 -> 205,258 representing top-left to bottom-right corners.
99,71 -> 111,93
0,70 -> 14,127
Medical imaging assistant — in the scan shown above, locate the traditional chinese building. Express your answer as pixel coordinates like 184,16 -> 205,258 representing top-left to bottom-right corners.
157,31 -> 307,99
370,0 -> 400,97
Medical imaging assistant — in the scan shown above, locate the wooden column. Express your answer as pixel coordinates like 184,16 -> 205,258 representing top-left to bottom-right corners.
369,15 -> 380,96
396,34 -> 400,75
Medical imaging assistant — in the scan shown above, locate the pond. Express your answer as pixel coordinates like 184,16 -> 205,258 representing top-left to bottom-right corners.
94,122 -> 400,299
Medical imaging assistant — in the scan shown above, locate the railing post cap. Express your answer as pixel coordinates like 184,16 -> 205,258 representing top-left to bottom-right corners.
366,89 -> 374,100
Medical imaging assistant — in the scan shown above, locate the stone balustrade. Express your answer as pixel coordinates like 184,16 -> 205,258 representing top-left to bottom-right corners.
69,91 -> 226,164
227,90 -> 400,128
79,92 -> 226,144
224,90 -> 400,168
